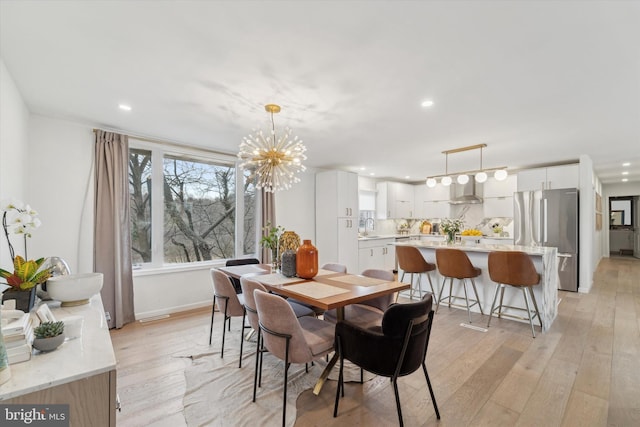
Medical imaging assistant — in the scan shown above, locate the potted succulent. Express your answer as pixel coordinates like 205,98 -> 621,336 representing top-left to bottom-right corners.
32,321 -> 65,352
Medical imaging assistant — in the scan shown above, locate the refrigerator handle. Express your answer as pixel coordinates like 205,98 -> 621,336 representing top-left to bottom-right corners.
542,198 -> 548,244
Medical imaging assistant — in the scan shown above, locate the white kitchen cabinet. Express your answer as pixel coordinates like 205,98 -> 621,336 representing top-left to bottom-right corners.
376,181 -> 415,219
482,175 -> 516,217
316,170 -> 359,272
358,238 -> 395,272
420,200 -> 450,219
483,198 -> 514,217
424,183 -> 450,201
483,175 -> 516,198
517,164 -> 579,191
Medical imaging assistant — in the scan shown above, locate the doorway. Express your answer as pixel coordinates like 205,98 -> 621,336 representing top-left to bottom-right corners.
608,196 -> 638,257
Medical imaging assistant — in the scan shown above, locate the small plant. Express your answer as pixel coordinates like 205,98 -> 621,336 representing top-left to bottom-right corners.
0,255 -> 52,291
34,321 -> 64,339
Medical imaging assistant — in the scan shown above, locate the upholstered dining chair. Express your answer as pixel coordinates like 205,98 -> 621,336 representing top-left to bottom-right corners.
322,269 -> 395,329
320,262 -> 347,274
225,257 -> 260,294
333,294 -> 440,427
209,269 -> 250,368
241,276 -> 316,400
253,289 -> 335,427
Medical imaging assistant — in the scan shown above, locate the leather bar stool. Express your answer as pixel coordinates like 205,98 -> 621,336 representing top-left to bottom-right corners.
486,251 -> 542,338
435,248 -> 484,323
396,245 -> 438,302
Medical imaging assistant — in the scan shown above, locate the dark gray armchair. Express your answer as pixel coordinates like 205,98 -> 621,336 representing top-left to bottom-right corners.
333,294 -> 440,426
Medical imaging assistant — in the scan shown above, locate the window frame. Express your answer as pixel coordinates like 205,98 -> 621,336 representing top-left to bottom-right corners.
129,138 -> 259,271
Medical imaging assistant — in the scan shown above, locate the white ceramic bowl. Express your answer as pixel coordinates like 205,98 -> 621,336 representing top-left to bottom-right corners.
46,273 -> 104,306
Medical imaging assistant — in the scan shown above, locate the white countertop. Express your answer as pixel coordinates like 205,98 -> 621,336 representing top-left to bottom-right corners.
0,294 -> 116,400
393,240 -> 556,256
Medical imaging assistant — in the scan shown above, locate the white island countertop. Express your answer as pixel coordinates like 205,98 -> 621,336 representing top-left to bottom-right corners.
393,240 -> 559,332
0,294 -> 116,400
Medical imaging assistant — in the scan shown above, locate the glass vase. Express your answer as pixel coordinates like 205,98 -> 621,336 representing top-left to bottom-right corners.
446,231 -> 456,244
296,239 -> 318,279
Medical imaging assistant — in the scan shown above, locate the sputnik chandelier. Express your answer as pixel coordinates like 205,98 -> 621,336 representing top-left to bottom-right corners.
426,144 -> 508,188
238,104 -> 307,192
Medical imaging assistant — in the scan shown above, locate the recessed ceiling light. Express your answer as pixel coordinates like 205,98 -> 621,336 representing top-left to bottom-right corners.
421,100 -> 434,108
359,167 -> 366,171
369,172 -> 375,176
622,178 -> 628,182
405,175 -> 410,179
622,171 -> 629,175
622,162 -> 630,167
118,104 -> 132,111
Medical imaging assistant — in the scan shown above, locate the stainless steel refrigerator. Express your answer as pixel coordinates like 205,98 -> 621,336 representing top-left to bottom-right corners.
514,188 -> 579,291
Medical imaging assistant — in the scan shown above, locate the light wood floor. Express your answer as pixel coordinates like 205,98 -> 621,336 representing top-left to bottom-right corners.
110,257 -> 640,426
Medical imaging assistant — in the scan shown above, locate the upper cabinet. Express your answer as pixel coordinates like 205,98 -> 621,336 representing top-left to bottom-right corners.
483,175 -> 516,198
517,164 -> 579,191
414,183 -> 450,219
317,170 -> 358,218
376,181 -> 415,219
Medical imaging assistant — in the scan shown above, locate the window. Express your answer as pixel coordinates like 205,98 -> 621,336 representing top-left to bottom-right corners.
129,141 -> 257,267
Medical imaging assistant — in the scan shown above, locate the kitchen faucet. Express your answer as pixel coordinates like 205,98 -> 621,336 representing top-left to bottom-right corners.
364,218 -> 375,236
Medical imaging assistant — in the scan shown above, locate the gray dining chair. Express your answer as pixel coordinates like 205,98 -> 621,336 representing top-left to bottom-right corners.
322,268 -> 395,329
253,289 -> 335,427
210,269 -> 250,368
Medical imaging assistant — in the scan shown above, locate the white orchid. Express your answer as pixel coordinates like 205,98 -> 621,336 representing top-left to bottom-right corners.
1,199 -> 42,261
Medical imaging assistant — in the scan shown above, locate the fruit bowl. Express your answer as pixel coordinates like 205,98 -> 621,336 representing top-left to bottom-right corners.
45,273 -> 104,306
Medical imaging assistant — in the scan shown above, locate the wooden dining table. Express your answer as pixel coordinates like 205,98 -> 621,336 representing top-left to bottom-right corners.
216,264 -> 410,394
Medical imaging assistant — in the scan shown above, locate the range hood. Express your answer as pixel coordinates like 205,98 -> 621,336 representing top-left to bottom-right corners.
449,180 -> 483,205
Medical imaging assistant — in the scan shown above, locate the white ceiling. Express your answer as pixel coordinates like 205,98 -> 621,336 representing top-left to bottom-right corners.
1,1 -> 639,184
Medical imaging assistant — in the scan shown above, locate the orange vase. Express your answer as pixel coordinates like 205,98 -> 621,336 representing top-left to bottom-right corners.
296,239 -> 318,279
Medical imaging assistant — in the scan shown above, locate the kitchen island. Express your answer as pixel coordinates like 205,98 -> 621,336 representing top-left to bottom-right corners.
393,240 -> 558,332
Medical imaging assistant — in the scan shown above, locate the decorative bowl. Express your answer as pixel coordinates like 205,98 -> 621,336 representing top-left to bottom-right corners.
46,273 -> 104,306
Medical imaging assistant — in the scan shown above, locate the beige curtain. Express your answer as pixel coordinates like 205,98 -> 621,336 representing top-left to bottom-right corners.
94,130 -> 135,329
260,189 -> 276,263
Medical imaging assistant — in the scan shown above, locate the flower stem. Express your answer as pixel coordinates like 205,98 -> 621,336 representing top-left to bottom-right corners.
2,212 -> 15,262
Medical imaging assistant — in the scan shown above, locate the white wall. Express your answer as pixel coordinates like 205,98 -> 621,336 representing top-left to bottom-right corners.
28,115 -> 95,273
579,155 -> 598,293
0,58 -> 29,269
274,167 -> 317,243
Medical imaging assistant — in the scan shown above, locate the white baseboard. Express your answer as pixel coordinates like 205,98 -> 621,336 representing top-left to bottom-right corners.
134,300 -> 211,321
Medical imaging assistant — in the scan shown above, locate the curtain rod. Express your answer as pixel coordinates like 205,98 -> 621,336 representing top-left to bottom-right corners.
92,128 -> 237,158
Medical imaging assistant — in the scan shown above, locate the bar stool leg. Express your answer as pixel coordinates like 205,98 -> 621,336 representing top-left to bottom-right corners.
470,278 -> 484,315
417,273 -> 423,300
498,287 -> 506,318
426,272 -> 438,305
410,272 -> 415,300
487,283 -> 502,328
448,278 -> 454,308
436,277 -> 447,313
461,279 -> 473,323
521,287 -> 536,338
528,287 -> 543,329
